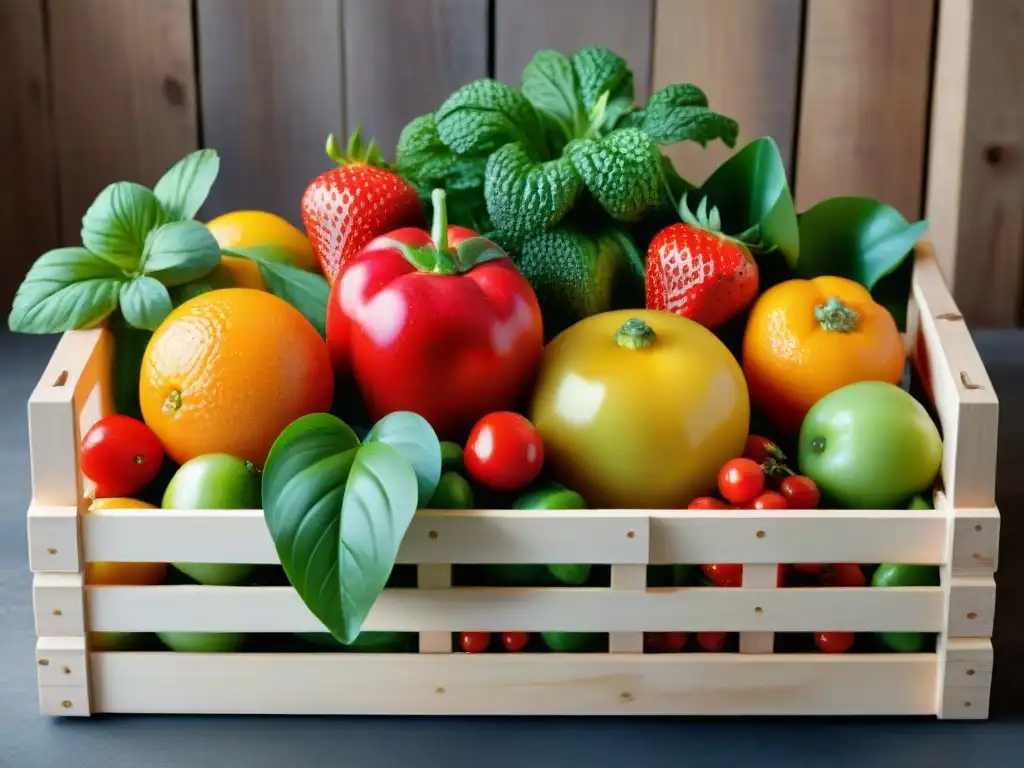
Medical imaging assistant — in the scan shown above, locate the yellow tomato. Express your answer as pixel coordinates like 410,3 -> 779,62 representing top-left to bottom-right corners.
528,310 -> 750,509
85,498 -> 167,585
206,210 -> 319,272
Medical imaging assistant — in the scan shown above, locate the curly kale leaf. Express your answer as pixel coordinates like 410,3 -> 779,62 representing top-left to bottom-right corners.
484,142 -> 582,247
572,47 -> 635,134
638,83 -> 739,148
396,114 -> 487,193
435,79 -> 547,157
566,128 -> 665,221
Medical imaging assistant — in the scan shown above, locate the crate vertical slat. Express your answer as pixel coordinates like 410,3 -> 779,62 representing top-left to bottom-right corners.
739,565 -> 777,654
418,564 -> 453,653
609,565 -> 646,653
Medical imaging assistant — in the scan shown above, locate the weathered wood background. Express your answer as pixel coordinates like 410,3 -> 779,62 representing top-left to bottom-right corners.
1,0 -> 1021,326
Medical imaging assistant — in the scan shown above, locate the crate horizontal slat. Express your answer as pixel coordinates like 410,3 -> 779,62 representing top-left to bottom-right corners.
80,507 -> 949,565
86,584 -> 945,633
88,652 -> 938,716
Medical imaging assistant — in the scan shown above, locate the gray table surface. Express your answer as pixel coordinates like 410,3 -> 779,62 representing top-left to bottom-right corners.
3,330 -> 1024,767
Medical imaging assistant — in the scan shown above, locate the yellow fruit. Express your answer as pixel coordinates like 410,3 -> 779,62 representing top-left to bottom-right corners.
139,288 -> 334,468
84,498 -> 167,585
214,256 -> 268,291
206,210 -> 318,273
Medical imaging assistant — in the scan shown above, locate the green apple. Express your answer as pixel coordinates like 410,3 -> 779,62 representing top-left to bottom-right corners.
162,454 -> 261,585
798,381 -> 942,509
157,632 -> 248,653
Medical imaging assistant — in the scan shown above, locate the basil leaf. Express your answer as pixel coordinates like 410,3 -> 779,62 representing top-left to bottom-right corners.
521,49 -> 586,143
436,79 -> 546,157
572,46 -> 634,134
689,136 -> 799,267
484,141 -> 581,247
119,276 -> 173,331
795,197 -> 930,291
364,411 -> 442,506
641,83 -> 739,148
81,182 -> 166,270
566,128 -> 664,221
153,149 -> 220,221
8,248 -> 124,334
141,220 -> 222,286
222,246 -> 329,337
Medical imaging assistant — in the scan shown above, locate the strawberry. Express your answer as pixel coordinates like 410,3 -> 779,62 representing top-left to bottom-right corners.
644,195 -> 759,330
301,128 -> 424,284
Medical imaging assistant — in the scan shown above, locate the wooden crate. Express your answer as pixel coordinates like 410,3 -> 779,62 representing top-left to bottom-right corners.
26,243 -> 999,719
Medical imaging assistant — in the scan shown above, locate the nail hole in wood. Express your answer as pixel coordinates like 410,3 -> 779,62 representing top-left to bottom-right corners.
52,609 -> 62,616
38,659 -> 49,666
46,548 -> 57,555
754,606 -> 763,614
984,144 -> 1004,166
626,530 -> 635,539
162,76 -> 186,107
966,669 -> 976,676
52,370 -> 69,387
756,530 -> 766,539
936,312 -> 963,321
428,530 -> 438,540
619,692 -> 634,702
62,666 -> 71,675
960,371 -> 983,390
967,612 -> 978,620
61,700 -> 72,709
964,700 -> 973,708
973,552 -> 982,560
436,686 -> 445,694
975,524 -> 983,532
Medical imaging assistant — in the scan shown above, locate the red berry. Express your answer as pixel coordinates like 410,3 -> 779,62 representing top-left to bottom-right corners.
779,475 -> 821,509
460,632 -> 491,653
697,631 -> 728,652
717,458 -> 765,505
688,496 -> 728,510
701,563 -> 743,588
793,563 -> 825,575
464,412 -> 544,492
501,632 -> 530,652
80,415 -> 164,497
752,490 -> 788,510
645,632 -> 689,653
820,564 -> 866,588
815,632 -> 855,654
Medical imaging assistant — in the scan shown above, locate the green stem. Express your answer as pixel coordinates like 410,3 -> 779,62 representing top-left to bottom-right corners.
815,297 -> 859,332
614,318 -> 656,350
431,188 -> 450,256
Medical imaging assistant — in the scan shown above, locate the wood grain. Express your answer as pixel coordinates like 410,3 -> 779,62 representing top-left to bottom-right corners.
343,0 -> 488,158
794,0 -> 936,218
0,0 -> 58,307
196,0 -> 344,224
925,0 -> 1024,327
651,0 -> 804,185
48,0 -> 199,242
494,0 -> 655,101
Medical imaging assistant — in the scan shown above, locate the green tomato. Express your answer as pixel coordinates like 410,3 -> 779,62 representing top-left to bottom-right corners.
163,454 -> 262,586
541,631 -> 606,652
440,441 -> 465,473
871,563 -> 939,653
797,381 -> 942,509
907,494 -> 933,510
514,484 -> 590,585
428,471 -> 474,509
157,631 -> 248,653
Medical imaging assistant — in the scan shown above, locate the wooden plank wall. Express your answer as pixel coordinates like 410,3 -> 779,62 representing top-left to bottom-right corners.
1,0 -> 1020,326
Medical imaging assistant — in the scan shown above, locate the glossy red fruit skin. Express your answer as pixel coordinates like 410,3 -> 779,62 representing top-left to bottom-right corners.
743,434 -> 786,465
460,632 -> 491,653
464,412 -> 544,492
502,632 -> 530,652
80,415 -> 164,497
645,632 -> 689,653
793,563 -> 825,575
688,496 -> 728,510
752,490 -> 788,510
301,163 -> 423,285
820,563 -> 867,588
645,222 -> 759,330
327,229 -> 544,442
703,563 -> 787,588
780,475 -> 821,509
815,631 -> 856,654
718,458 -> 766,505
697,631 -> 728,652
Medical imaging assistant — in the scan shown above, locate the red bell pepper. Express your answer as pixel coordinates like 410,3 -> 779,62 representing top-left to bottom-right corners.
327,189 -> 544,440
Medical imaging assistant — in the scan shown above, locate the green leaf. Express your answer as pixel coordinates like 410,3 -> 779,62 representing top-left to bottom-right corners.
484,141 -> 582,247
795,197 -> 930,290
119,276 -> 173,331
153,149 -> 220,221
140,220 -> 222,286
223,246 -> 329,337
521,50 -> 586,143
689,136 -> 799,267
81,182 -> 166,270
572,46 -> 634,134
566,128 -> 664,221
454,236 -> 507,271
8,248 -> 124,334
435,79 -> 546,157
364,411 -> 442,507
396,114 -> 488,192
640,83 -> 739,148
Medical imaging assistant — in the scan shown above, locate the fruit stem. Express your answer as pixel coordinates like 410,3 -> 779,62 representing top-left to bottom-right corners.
614,318 -> 656,350
431,188 -> 450,257
815,296 -> 859,332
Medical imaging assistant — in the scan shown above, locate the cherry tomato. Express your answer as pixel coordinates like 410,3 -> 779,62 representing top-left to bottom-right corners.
776,563 -> 790,587
701,563 -> 742,587
697,631 -> 728,652
460,632 -> 491,653
717,458 -> 765,505
820,563 -> 866,588
780,475 -> 821,509
80,415 -> 164,497
644,632 -> 689,653
793,563 -> 825,575
502,632 -> 530,652
815,631 -> 855,654
752,491 -> 788,510
743,435 -> 786,465
688,496 -> 728,510
464,412 -> 544,492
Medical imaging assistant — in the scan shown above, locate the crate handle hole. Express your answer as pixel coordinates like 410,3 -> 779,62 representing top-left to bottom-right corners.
52,370 -> 69,387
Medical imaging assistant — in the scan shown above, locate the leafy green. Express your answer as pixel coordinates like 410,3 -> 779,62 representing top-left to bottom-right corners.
484,142 -> 582,246
119,276 -> 173,331
522,50 -> 587,143
436,80 -> 546,157
153,149 -> 220,221
572,46 -> 634,134
364,411 -> 442,506
639,83 -> 739,148
566,128 -> 664,221
140,220 -> 222,286
262,412 -> 440,644
795,197 -> 929,289
8,248 -> 124,334
396,114 -> 487,193
81,182 -> 166,270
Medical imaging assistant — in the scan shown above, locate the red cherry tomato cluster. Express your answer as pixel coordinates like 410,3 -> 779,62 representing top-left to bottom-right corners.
464,412 -> 544,493
644,632 -> 689,653
700,563 -> 789,588
459,631 -> 533,653
80,415 -> 165,497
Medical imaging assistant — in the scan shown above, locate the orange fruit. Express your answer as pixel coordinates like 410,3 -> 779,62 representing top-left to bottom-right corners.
206,210 -> 318,271
84,498 -> 167,586
139,288 -> 334,467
